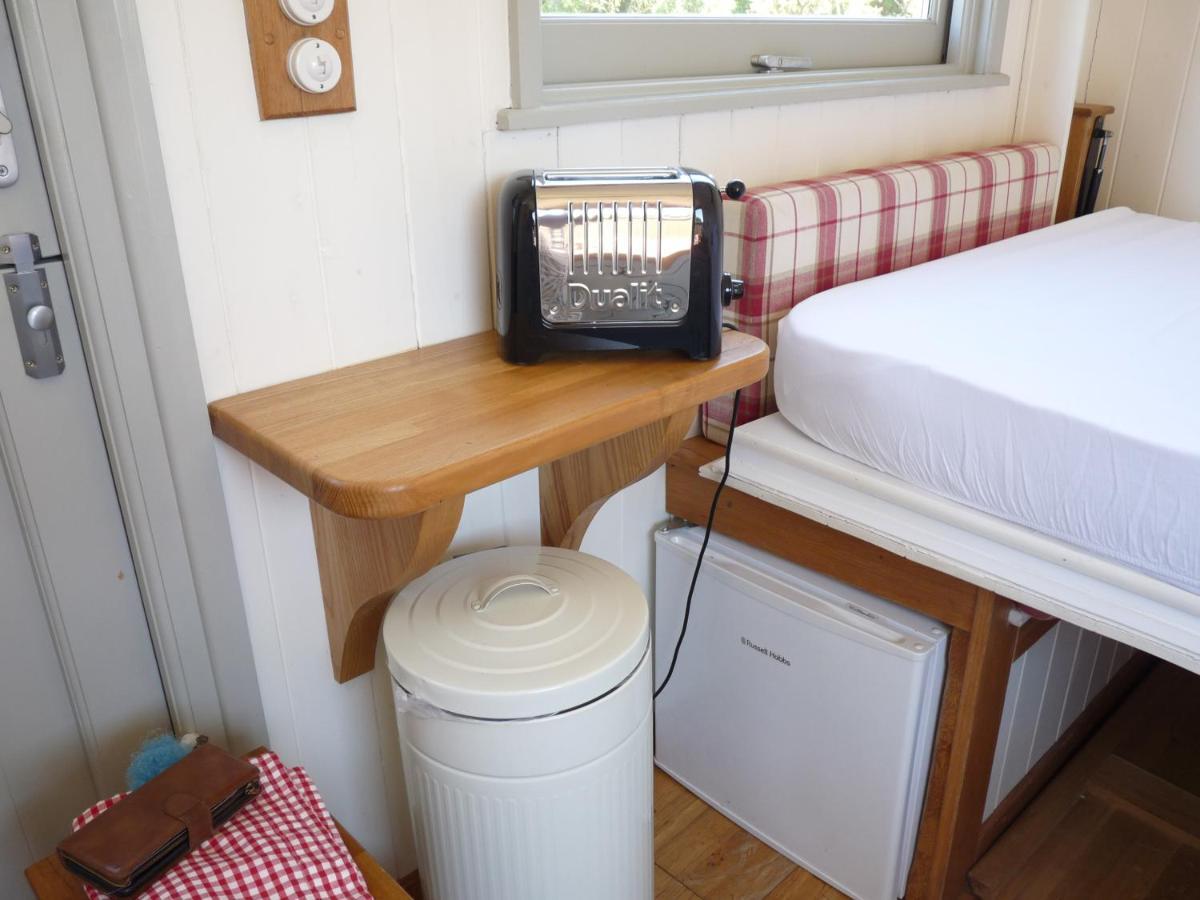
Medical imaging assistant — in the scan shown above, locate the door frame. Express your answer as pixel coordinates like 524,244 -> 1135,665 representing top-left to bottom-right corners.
5,0 -> 266,750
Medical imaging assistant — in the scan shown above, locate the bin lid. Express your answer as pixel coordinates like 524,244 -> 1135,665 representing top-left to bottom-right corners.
383,546 -> 649,720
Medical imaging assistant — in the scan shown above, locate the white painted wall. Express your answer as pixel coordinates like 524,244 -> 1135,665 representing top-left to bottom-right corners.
133,0 -> 1089,877
1015,0 -> 1097,159
1080,0 -> 1200,219
983,622 -> 1135,818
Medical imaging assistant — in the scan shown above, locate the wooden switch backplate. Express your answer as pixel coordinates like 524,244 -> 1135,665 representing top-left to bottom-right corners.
242,0 -> 356,120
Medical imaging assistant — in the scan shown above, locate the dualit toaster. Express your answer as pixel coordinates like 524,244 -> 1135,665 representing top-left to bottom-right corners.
495,167 -> 743,364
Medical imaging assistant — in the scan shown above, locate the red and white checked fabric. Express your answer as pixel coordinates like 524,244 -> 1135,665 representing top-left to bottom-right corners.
703,142 -> 1061,440
71,751 -> 371,900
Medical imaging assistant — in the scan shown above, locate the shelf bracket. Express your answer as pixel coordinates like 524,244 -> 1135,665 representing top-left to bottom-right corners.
310,496 -> 464,683
539,410 -> 694,549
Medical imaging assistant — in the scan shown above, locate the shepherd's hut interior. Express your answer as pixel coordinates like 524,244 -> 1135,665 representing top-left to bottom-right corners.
3,1 -> 1199,898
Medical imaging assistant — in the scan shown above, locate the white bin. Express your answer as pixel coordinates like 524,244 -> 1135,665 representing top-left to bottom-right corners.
384,546 -> 653,900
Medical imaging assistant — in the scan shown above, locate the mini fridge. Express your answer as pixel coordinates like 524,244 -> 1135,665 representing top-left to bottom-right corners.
653,528 -> 948,900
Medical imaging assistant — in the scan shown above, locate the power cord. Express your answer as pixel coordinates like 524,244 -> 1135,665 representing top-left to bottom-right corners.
653,387 -> 742,699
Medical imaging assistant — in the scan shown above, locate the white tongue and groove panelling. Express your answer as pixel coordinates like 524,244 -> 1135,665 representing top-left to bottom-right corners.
984,622 -> 1137,817
1081,0 -> 1200,219
133,0 -> 1079,878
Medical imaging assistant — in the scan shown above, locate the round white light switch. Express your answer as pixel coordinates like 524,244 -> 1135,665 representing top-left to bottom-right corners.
279,0 -> 334,26
286,39 -> 343,94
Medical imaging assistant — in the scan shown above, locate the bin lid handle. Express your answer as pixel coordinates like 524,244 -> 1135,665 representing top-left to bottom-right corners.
472,575 -> 562,612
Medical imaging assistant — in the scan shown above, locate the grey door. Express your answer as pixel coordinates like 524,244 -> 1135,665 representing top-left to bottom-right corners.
0,5 -> 172,895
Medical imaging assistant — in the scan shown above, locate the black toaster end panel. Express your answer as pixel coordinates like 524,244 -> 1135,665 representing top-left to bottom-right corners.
685,168 -> 725,361
495,171 -> 537,347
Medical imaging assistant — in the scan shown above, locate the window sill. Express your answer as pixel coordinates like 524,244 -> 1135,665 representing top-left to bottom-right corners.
498,68 -> 1009,131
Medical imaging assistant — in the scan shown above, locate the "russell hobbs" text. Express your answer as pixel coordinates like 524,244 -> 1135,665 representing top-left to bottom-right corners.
740,636 -> 791,667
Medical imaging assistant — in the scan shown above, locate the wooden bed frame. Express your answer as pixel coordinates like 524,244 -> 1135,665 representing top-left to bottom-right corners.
666,437 -> 1151,900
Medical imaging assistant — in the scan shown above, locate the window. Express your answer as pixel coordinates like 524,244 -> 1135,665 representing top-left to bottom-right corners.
540,1 -> 952,84
502,0 -> 1009,128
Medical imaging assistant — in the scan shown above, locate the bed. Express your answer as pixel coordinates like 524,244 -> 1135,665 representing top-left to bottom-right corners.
667,141 -> 1197,899
726,206 -> 1200,668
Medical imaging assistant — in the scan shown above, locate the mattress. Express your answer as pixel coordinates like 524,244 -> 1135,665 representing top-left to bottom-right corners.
700,414 -> 1200,673
773,207 -> 1200,594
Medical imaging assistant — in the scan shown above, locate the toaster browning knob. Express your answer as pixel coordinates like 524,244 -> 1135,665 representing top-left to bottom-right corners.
724,180 -> 747,200
721,274 -> 745,307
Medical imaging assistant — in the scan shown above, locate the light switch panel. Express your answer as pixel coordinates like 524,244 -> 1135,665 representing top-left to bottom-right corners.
242,0 -> 355,120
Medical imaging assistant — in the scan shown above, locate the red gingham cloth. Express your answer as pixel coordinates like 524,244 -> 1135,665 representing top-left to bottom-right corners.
71,751 -> 371,899
704,142 -> 1061,441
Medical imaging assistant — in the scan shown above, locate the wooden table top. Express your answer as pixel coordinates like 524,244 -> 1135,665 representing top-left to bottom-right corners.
209,330 -> 768,519
24,821 -> 412,900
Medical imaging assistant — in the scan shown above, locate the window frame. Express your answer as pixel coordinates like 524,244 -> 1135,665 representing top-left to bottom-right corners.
541,2 -> 954,86
501,0 -> 1011,130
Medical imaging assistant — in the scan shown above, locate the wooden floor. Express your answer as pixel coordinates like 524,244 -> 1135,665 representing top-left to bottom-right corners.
971,663 -> 1200,899
654,769 -> 847,900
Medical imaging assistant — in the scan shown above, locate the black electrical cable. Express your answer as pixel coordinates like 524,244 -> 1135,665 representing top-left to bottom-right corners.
653,386 -> 742,699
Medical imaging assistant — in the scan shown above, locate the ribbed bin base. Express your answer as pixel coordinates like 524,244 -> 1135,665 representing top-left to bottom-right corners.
395,653 -> 654,900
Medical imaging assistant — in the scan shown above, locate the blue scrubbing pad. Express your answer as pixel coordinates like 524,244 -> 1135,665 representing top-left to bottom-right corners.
126,734 -> 192,791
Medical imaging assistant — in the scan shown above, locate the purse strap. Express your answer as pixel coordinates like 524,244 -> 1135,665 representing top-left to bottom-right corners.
162,793 -> 214,849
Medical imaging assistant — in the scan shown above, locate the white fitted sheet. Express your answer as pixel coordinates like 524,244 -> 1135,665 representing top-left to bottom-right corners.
773,207 -> 1200,594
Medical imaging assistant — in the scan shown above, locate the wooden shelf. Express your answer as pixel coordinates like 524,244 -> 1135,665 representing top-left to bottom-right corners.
210,330 -> 768,681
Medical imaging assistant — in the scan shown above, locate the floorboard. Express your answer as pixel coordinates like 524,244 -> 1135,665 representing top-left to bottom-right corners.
657,864 -> 704,899
972,664 -> 1200,900
654,769 -> 849,900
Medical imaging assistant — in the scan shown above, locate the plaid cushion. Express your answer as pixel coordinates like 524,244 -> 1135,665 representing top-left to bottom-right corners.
72,751 -> 371,900
703,142 -> 1061,440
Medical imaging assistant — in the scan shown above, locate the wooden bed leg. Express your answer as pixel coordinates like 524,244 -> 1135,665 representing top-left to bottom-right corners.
907,590 -> 1018,899
539,410 -> 693,549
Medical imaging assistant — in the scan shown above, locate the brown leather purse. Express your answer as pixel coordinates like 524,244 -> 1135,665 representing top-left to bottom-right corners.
57,743 -> 261,897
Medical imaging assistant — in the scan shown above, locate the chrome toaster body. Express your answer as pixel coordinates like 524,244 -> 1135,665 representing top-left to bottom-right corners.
496,166 -> 739,364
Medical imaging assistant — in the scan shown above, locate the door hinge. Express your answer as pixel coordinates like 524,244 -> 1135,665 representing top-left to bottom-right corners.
2,233 -> 65,379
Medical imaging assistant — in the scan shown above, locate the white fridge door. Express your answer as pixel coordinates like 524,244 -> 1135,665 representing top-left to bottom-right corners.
653,528 -> 946,900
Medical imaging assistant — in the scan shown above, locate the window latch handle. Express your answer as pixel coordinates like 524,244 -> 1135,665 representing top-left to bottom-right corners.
751,55 -> 814,73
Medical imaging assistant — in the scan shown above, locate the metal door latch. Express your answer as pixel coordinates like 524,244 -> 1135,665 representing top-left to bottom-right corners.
751,55 -> 814,73
2,233 -> 65,379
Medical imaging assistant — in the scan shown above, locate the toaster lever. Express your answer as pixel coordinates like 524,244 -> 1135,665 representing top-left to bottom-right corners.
721,274 -> 745,307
